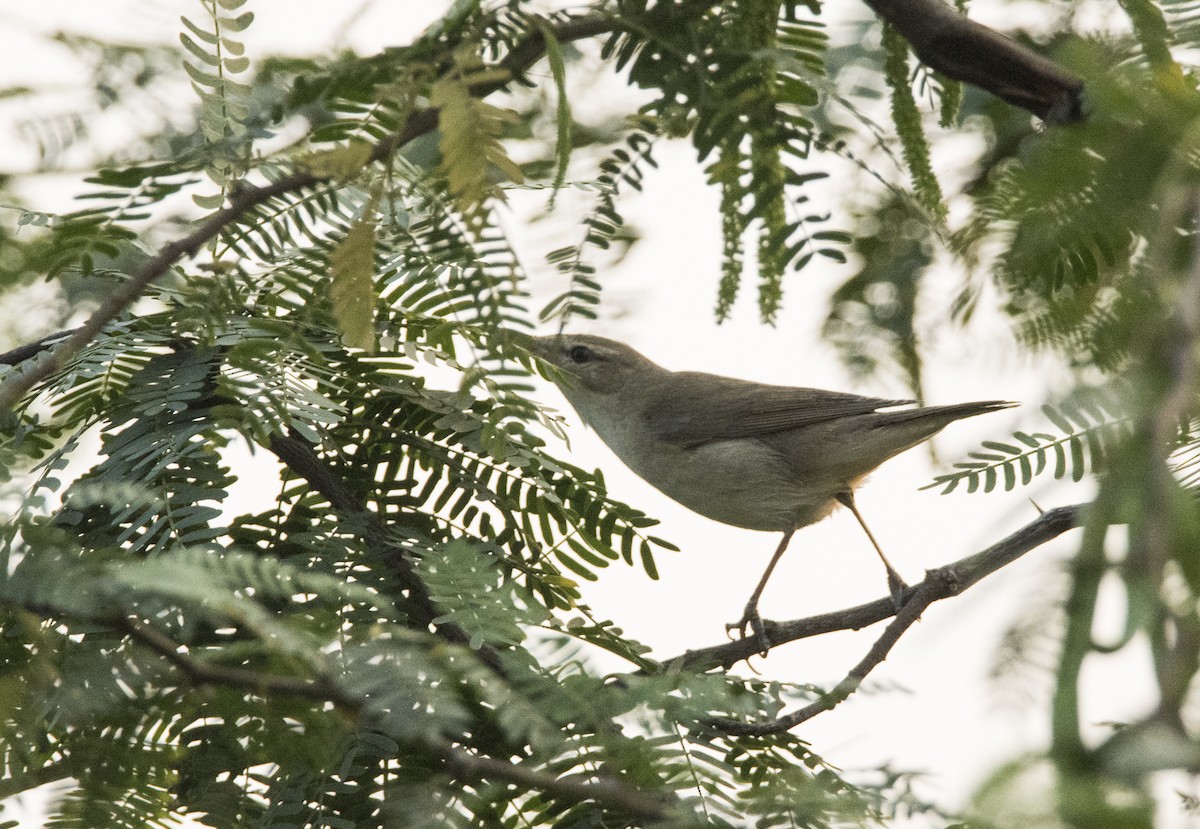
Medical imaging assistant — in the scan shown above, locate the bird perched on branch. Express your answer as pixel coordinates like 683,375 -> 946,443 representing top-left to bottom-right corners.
527,333 -> 1012,653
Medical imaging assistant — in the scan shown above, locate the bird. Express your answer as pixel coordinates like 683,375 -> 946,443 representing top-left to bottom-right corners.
526,333 -> 1013,651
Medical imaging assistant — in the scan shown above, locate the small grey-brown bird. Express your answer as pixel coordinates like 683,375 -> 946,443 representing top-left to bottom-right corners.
528,333 -> 1012,650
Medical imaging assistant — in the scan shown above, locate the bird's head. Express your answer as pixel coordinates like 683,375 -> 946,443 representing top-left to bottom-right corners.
527,334 -> 664,399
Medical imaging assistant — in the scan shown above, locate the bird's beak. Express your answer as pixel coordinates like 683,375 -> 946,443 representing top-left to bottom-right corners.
492,330 -> 554,365
496,328 -> 535,352
523,335 -> 580,388
524,335 -> 562,364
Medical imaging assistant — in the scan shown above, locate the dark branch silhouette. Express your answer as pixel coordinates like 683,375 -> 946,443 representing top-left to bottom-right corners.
864,0 -> 1083,123
663,504 -> 1082,674
267,431 -> 511,675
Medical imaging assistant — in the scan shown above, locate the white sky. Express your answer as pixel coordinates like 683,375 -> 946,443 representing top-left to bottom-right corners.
0,2 -> 1184,827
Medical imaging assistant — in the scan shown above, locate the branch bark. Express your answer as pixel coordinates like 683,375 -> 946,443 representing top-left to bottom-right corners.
121,614 -> 359,708
655,505 -> 1082,732
864,0 -> 1083,123
266,431 -> 511,674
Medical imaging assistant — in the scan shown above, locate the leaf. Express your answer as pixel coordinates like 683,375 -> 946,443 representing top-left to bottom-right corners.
180,16 -> 218,44
538,19 -> 572,200
300,141 -> 374,179
881,24 -> 945,221
192,192 -> 224,209
219,11 -> 254,32
330,209 -> 378,353
183,60 -> 223,89
431,72 -> 524,226
180,33 -> 220,66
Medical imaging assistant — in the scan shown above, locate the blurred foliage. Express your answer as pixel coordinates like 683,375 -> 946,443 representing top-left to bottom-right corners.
0,0 -> 1199,827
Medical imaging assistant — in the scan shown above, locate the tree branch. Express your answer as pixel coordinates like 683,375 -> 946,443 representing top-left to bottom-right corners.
659,505 -> 1082,706
120,614 -> 359,708
706,505 -> 1083,734
433,746 -> 670,821
0,14 -> 611,413
0,5 -> 1083,407
118,614 -> 670,821
863,0 -> 1084,123
266,431 -> 511,674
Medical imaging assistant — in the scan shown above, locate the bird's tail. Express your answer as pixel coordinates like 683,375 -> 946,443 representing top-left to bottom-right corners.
859,400 -> 1015,463
887,400 -> 1016,425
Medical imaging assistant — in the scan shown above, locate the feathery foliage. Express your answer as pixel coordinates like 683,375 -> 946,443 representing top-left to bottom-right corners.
2,1 -> 1200,828
925,387 -> 1130,493
609,0 -> 849,321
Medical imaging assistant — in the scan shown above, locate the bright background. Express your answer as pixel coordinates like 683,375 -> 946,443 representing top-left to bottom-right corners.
0,1 -> 1167,825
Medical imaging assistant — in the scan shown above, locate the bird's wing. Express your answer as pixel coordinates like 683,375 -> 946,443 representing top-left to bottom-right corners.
642,371 -> 913,448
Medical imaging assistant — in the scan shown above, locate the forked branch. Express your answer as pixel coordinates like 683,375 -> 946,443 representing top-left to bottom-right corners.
659,504 -> 1083,734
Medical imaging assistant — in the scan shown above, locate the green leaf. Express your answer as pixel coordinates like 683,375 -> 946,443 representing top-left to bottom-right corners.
180,33 -> 220,66
180,16 -> 218,44
1043,404 -> 1074,434
538,20 -> 572,200
192,192 -> 224,209
219,11 -> 254,32
881,24 -> 945,221
183,60 -> 223,88
432,73 -> 524,226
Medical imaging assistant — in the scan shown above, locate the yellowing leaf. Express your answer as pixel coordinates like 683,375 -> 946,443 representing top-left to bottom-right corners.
330,216 -> 377,352
457,67 -> 513,89
431,76 -> 524,228
300,141 -> 374,179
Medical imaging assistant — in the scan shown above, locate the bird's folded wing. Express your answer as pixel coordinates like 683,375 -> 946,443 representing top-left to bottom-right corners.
643,371 -> 913,448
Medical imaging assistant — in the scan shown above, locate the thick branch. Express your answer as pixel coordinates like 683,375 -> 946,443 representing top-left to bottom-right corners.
863,0 -> 1083,123
662,504 -> 1083,675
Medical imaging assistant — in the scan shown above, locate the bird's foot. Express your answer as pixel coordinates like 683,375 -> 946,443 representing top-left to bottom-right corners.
726,602 -> 772,656
887,569 -> 909,613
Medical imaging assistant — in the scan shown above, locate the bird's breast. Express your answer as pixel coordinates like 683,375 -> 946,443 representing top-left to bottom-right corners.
597,426 -> 839,532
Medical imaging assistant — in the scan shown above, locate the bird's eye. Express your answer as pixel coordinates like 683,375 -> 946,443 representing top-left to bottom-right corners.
568,345 -> 595,364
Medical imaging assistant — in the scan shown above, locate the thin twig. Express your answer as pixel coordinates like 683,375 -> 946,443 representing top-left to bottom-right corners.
662,506 -> 1084,695
709,569 -> 953,735
0,15 -> 614,412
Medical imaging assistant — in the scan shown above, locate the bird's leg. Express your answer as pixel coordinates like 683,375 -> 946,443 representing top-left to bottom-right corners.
727,529 -> 795,655
835,491 -> 908,611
